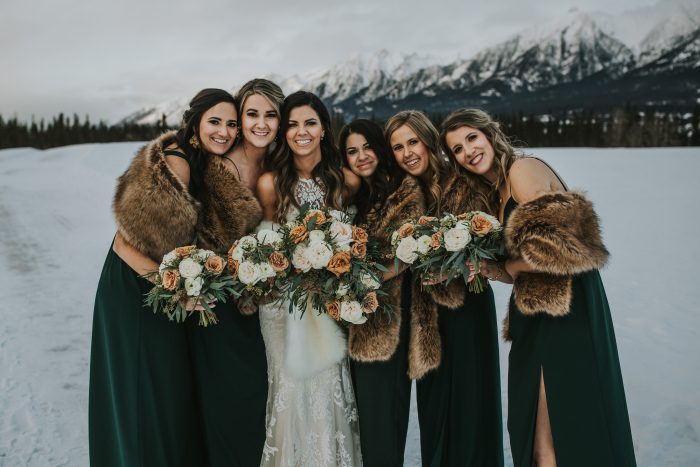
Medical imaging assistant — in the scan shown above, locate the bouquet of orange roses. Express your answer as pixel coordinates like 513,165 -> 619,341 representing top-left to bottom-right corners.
391,211 -> 504,292
281,206 -> 388,325
144,245 -> 235,326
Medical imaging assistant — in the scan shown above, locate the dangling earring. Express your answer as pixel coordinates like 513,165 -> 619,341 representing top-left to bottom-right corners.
321,133 -> 325,141
189,134 -> 200,149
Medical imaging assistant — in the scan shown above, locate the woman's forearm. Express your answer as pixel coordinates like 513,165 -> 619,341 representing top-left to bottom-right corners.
113,231 -> 160,276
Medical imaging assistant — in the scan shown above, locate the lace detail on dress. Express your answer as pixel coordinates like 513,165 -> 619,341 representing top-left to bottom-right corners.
259,177 -> 362,467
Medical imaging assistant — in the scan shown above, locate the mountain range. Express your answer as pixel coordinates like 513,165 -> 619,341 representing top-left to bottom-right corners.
122,0 -> 700,125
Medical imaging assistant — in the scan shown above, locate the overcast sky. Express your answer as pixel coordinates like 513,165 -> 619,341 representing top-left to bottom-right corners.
2,0 -> 659,123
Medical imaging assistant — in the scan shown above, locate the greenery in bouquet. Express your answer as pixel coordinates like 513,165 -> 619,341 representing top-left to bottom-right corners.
144,245 -> 235,326
391,211 -> 505,292
280,205 -> 389,325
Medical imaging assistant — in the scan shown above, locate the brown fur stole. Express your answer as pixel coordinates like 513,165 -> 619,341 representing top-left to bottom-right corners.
113,131 -> 200,262
505,191 -> 609,319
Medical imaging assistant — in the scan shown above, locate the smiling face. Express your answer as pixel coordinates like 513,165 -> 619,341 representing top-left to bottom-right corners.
286,105 -> 324,158
197,102 -> 238,155
445,125 -> 497,180
240,93 -> 279,149
389,124 -> 430,177
344,132 -> 378,178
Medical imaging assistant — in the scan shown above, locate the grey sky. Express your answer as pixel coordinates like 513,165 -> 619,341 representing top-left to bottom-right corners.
2,0 -> 658,123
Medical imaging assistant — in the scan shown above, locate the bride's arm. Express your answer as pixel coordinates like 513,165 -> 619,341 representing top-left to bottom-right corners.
256,171 -> 278,221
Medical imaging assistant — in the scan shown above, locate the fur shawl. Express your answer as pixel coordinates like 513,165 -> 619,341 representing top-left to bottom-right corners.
113,131 -> 200,261
429,169 -> 494,308
348,175 -> 441,379
505,191 -> 609,320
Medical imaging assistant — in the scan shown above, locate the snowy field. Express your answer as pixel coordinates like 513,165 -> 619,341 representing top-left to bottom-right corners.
0,143 -> 699,466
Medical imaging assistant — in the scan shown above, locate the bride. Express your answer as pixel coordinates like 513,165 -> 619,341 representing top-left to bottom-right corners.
255,91 -> 363,467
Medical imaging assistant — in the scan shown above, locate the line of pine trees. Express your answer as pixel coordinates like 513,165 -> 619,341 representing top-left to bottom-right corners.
1,104 -> 699,150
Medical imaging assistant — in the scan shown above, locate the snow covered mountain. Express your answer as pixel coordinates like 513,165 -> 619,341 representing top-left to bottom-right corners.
121,3 -> 700,124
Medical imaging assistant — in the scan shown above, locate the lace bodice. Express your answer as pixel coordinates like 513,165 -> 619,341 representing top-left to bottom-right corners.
289,177 -> 325,215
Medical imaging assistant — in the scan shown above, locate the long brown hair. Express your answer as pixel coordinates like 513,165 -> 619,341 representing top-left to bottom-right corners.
439,108 -> 523,207
384,110 -> 449,214
265,91 -> 345,224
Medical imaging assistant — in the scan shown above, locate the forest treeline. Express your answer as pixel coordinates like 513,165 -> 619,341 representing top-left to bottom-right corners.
1,104 -> 699,150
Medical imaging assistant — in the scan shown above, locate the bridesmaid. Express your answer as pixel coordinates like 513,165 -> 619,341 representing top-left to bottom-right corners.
90,88 -> 239,466
339,119 -> 425,467
187,78 -> 284,467
440,108 -> 637,467
385,110 -> 504,467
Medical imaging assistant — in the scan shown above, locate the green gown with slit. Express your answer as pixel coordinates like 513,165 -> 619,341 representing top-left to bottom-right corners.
416,284 -> 504,467
504,197 -> 637,467
89,243 -> 206,467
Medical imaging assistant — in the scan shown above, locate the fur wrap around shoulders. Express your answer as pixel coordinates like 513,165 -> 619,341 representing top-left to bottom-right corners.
112,131 -> 263,262
113,131 -> 200,262
505,191 -> 609,319
347,175 -> 442,380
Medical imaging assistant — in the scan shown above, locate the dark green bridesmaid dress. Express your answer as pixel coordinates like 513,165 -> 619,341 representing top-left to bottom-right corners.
350,272 -> 413,467
504,197 -> 637,467
416,284 -> 504,467
187,300 -> 268,467
89,243 -> 205,467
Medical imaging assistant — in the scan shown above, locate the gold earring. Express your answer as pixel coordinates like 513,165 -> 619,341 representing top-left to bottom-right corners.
189,134 -> 200,149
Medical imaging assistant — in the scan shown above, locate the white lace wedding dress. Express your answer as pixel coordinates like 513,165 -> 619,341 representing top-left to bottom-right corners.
259,178 -> 363,467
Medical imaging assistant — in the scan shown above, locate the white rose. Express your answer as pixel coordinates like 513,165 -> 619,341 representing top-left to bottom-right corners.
336,242 -> 351,252
359,272 -> 381,290
308,230 -> 326,243
395,236 -> 419,264
159,250 -> 178,272
238,261 -> 262,285
306,241 -> 333,269
328,209 -> 346,222
443,228 -> 471,252
416,235 -> 432,255
291,245 -> 312,272
455,220 -> 471,231
238,235 -> 258,251
259,262 -> 276,280
340,300 -> 367,324
336,283 -> 350,297
184,276 -> 203,296
257,229 -> 283,247
178,257 -> 203,279
231,245 -> 245,262
329,221 -> 353,248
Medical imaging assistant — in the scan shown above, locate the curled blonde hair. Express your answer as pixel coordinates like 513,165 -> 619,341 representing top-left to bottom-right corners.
384,111 -> 449,214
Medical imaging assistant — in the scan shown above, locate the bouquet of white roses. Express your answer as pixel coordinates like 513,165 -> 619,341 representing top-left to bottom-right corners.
281,206 -> 388,325
144,245 -> 234,326
227,228 -> 292,312
391,211 -> 504,293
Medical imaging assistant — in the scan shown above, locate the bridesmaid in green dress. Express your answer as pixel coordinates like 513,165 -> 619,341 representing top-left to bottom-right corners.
90,88 -> 241,466
440,108 -> 637,467
186,78 -> 284,467
385,111 -> 504,467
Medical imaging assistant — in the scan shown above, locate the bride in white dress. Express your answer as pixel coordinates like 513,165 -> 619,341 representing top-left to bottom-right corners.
255,91 -> 363,467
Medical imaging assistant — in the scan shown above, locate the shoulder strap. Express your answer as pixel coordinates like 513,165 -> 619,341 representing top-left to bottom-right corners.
530,157 -> 569,191
163,149 -> 190,162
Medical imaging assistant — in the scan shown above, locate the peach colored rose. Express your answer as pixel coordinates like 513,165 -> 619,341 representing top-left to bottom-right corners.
325,301 -> 341,321
362,292 -> 379,313
418,216 -> 437,225
398,223 -> 415,238
456,213 -> 469,220
205,255 -> 225,275
175,245 -> 195,258
351,241 -> 367,259
352,226 -> 368,243
471,214 -> 493,236
327,251 -> 351,277
303,209 -> 327,226
162,269 -> 180,291
228,259 -> 239,278
268,251 -> 289,272
289,224 -> 309,244
430,232 -> 443,249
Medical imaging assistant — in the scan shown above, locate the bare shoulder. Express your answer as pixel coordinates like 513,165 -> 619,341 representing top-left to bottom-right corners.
256,171 -> 277,200
343,167 -> 361,195
509,157 -> 563,204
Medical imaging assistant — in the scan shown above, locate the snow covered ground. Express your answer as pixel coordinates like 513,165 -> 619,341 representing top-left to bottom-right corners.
0,143 -> 698,466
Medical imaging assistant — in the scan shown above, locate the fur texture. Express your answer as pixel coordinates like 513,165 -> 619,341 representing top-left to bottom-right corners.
113,131 -> 200,261
348,175 -> 425,364
505,191 -> 609,317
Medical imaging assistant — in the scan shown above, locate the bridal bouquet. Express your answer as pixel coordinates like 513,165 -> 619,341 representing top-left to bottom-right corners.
227,228 -> 292,311
144,245 -> 234,326
391,211 -> 504,292
281,206 -> 387,325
